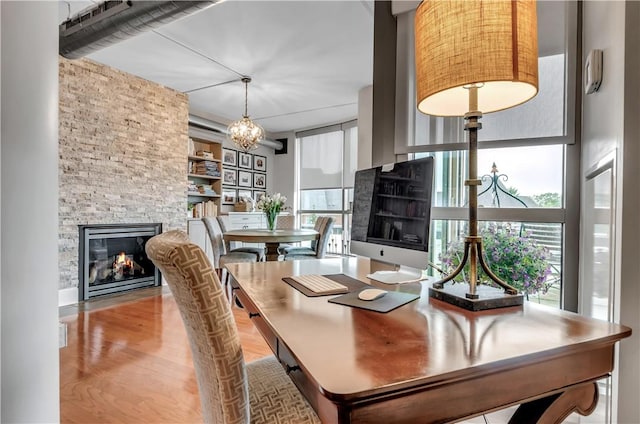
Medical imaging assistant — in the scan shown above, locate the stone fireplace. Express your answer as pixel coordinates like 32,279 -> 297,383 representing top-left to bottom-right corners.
58,57 -> 188,304
78,224 -> 162,300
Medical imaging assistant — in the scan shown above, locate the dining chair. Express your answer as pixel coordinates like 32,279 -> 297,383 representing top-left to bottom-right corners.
145,230 -> 320,424
275,214 -> 295,230
283,216 -> 334,260
275,214 -> 296,258
216,215 -> 265,261
202,217 -> 258,288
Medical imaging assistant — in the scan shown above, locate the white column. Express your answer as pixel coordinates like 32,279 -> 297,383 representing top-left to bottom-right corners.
1,1 -> 60,421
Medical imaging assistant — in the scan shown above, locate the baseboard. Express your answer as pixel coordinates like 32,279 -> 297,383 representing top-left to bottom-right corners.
58,287 -> 78,307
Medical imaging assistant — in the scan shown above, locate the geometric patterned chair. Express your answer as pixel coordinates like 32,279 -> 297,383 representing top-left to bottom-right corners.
145,230 -> 320,424
216,215 -> 265,262
283,216 -> 335,260
202,217 -> 258,287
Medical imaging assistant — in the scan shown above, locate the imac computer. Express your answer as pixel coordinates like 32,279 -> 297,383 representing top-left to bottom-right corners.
350,157 -> 434,284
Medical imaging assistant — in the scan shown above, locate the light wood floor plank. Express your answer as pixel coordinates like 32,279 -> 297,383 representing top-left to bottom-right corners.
60,290 -> 271,423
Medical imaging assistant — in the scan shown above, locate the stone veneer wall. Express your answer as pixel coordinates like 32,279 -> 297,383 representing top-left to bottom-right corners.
59,57 -> 188,291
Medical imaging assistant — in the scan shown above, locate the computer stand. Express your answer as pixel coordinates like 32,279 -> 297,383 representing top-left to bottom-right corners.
367,263 -> 424,285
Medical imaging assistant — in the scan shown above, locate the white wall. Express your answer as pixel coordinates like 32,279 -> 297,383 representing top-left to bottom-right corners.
1,1 -> 60,421
582,2 -> 639,422
216,141 -> 276,214
271,132 -> 297,215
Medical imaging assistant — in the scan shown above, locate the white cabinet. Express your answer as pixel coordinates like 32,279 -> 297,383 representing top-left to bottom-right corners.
227,212 -> 265,249
227,212 -> 266,229
187,219 -> 214,265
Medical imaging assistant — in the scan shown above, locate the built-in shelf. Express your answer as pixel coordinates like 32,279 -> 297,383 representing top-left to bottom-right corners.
188,155 -> 222,163
187,192 -> 221,198
188,135 -> 223,218
188,173 -> 221,181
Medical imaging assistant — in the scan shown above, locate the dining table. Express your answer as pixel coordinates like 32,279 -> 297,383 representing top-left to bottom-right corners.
223,228 -> 319,261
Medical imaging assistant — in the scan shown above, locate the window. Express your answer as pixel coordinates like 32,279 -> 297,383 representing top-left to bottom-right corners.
396,2 -> 577,152
419,146 -> 566,307
297,121 -> 357,255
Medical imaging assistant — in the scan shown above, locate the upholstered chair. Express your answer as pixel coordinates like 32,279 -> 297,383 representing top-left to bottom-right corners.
202,217 -> 258,286
146,230 -> 320,424
275,214 -> 295,230
275,214 -> 296,257
216,216 -> 265,261
283,216 -> 334,260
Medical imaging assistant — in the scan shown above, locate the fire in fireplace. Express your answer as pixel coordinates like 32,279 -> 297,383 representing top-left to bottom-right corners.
79,223 -> 162,300
112,252 -> 139,279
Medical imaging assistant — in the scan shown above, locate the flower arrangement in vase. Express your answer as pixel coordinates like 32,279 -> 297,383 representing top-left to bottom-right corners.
256,192 -> 287,231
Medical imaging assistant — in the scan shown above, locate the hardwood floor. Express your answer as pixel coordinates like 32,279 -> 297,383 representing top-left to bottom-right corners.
59,288 -> 271,423
60,288 -> 587,424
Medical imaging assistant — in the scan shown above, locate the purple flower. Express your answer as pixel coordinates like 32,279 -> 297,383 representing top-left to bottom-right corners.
439,225 -> 553,296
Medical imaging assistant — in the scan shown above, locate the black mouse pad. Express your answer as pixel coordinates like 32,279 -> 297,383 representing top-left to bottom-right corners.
328,290 -> 420,313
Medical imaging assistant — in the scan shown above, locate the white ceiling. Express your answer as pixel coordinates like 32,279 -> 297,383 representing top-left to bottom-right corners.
58,1 -> 564,136
58,0 -> 375,135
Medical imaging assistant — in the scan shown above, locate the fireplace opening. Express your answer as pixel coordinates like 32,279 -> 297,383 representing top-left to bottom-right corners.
79,223 -> 162,300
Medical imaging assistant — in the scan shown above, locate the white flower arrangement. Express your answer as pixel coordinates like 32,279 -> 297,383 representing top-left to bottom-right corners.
256,192 -> 287,214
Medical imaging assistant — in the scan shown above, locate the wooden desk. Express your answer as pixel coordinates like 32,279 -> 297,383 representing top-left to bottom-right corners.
227,257 -> 631,424
224,229 -> 319,261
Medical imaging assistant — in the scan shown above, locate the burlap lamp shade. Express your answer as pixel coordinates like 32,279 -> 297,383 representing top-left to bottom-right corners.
415,0 -> 539,117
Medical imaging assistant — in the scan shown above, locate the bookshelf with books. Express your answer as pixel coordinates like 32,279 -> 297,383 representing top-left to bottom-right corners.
188,135 -> 222,218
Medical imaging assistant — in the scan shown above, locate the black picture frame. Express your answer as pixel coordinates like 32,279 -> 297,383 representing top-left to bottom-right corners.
253,173 -> 266,189
238,152 -> 252,169
253,154 -> 266,172
237,189 -> 253,201
222,148 -> 237,167
222,189 -> 237,205
238,170 -> 252,188
222,168 -> 237,186
253,190 -> 266,202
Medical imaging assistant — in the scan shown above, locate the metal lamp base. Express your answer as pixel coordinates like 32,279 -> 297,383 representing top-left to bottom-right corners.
429,283 -> 523,311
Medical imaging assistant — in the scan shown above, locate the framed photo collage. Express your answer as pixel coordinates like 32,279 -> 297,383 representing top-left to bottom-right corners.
221,148 -> 267,205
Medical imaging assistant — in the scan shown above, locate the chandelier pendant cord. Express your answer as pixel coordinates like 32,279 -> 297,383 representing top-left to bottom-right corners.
244,78 -> 249,117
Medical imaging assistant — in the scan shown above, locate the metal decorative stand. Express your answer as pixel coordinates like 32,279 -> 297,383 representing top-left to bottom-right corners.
429,86 -> 524,311
479,163 -> 528,208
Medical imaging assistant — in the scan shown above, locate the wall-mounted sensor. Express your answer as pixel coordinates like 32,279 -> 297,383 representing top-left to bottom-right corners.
585,49 -> 603,95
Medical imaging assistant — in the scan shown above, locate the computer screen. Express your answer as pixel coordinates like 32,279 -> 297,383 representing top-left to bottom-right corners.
350,157 -> 434,284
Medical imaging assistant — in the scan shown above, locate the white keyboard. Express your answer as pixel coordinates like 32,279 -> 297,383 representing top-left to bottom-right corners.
289,274 -> 348,295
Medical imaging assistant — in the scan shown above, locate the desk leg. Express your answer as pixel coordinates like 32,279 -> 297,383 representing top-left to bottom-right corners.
264,242 -> 280,261
508,382 -> 598,424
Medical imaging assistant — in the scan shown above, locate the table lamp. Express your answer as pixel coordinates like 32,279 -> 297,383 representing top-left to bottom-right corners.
415,0 -> 539,310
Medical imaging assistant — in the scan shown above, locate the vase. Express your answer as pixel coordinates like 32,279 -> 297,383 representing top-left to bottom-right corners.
266,210 -> 277,231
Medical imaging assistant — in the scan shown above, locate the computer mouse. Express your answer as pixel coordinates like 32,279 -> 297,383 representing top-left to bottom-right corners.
357,288 -> 387,301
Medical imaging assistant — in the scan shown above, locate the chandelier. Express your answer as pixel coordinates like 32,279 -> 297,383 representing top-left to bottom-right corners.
227,76 -> 264,152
